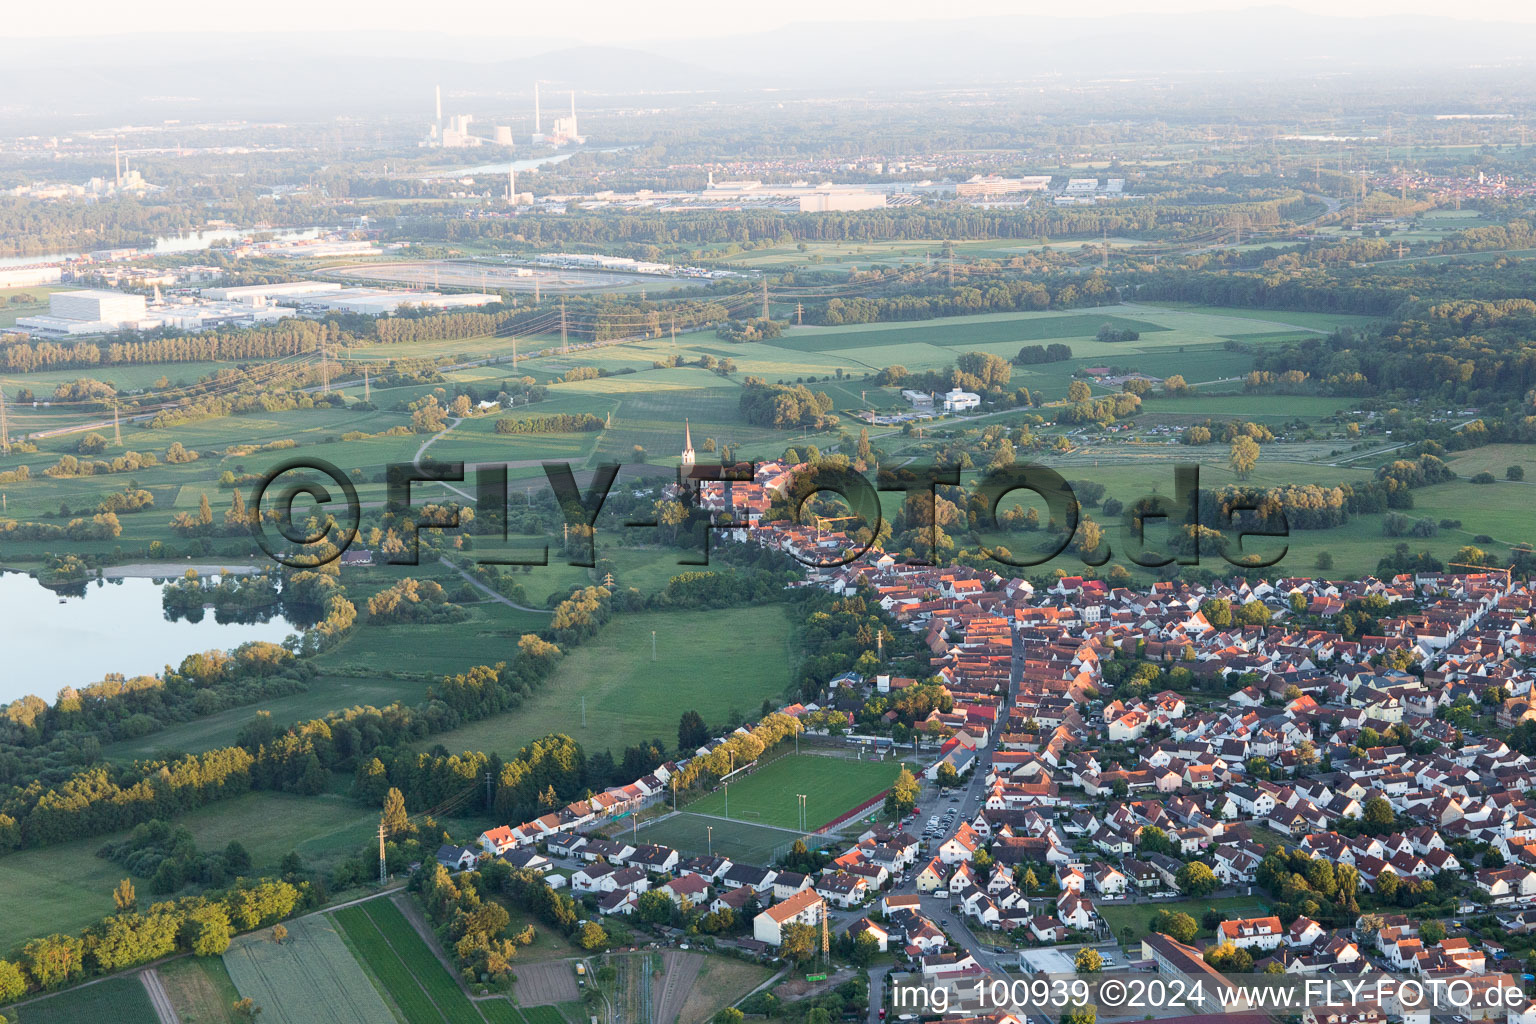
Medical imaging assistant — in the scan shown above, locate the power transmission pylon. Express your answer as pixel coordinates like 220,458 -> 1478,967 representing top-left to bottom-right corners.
113,402 -> 122,447
378,823 -> 388,886
761,279 -> 769,321
1,388 -> 10,450
364,366 -> 371,402
795,302 -> 804,325
560,299 -> 567,351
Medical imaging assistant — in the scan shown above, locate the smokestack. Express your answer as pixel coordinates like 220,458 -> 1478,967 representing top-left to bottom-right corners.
435,85 -> 442,123
534,82 -> 540,135
508,164 -> 515,203
114,139 -> 120,188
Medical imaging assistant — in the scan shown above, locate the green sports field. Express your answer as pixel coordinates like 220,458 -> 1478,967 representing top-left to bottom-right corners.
683,753 -> 900,830
634,811 -> 798,864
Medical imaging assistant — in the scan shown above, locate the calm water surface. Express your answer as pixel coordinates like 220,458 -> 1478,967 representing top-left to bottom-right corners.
0,571 -> 298,706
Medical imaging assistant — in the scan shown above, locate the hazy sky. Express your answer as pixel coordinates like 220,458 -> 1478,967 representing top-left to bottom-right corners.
14,0 -> 1536,39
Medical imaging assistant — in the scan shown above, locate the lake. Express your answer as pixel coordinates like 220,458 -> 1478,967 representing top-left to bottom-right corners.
0,571 -> 300,706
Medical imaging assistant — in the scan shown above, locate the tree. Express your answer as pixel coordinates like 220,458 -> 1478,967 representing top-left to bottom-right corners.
1203,941 -> 1253,973
1315,551 -> 1334,571
1363,796 -> 1394,828
1509,465 -> 1525,481
678,710 -> 709,752
636,891 -> 674,925
1075,947 -> 1103,973
578,922 -> 609,951
1061,1002 -> 1096,1024
233,997 -> 263,1021
382,787 -> 410,836
224,840 -> 253,874
272,924 -> 289,945
1137,826 -> 1174,856
884,768 -> 920,818
779,922 -> 817,963
1176,861 -> 1217,897
1229,436 -> 1260,479
936,762 -> 960,790
0,959 -> 25,1003
1163,375 -> 1190,396
1150,910 -> 1198,944
715,1010 -> 746,1024
21,934 -> 84,990
1068,380 -> 1093,403
1420,919 -> 1446,944
183,905 -> 233,957
852,931 -> 880,967
113,878 -> 136,914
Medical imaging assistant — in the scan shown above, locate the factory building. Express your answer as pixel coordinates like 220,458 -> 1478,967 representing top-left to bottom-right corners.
18,289 -> 150,334
0,266 -> 62,289
200,282 -> 344,302
17,288 -> 291,336
955,175 -> 1052,198
796,189 -> 886,212
50,289 -> 147,323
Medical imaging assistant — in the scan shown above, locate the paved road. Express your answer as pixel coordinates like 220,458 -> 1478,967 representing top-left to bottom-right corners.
439,555 -> 554,614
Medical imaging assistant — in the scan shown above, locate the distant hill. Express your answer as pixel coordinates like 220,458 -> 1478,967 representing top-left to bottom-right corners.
4,9 -> 1536,125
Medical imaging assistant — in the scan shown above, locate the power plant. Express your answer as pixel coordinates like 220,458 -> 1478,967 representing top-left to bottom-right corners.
531,82 -> 584,146
424,84 -> 517,150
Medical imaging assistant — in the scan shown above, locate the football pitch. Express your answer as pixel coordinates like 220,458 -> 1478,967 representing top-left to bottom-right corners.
684,753 -> 900,830
636,811 -> 797,863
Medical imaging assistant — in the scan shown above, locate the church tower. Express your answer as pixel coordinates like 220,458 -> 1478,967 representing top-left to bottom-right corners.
680,419 -> 696,467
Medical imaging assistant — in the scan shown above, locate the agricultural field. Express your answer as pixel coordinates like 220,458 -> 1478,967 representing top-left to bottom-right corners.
0,833 -> 137,954
171,792 -> 384,878
331,898 -> 483,1024
311,598 -> 554,677
672,955 -> 774,1024
158,955 -> 247,1024
682,753 -> 899,830
9,974 -> 160,1024
416,604 -> 797,760
224,911 -> 398,1024
102,671 -> 438,761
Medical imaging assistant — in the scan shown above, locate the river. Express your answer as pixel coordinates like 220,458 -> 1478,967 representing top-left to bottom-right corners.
0,571 -> 300,706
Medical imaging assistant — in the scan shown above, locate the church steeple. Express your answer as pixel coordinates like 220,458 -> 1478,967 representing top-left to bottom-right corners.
681,418 -> 695,467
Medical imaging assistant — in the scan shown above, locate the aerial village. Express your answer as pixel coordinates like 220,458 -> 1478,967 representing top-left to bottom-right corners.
418,456 -> 1536,1024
